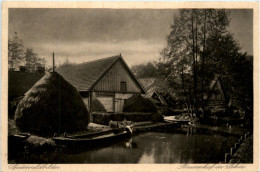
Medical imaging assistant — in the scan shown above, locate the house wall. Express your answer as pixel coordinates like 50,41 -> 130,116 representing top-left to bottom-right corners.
82,92 -> 136,113
93,60 -> 142,93
95,92 -> 114,112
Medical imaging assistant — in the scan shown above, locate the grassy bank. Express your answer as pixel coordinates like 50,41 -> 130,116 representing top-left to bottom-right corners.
229,135 -> 253,163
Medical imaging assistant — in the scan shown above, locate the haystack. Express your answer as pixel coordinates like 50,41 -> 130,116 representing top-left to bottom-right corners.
15,72 -> 89,136
123,95 -> 157,112
91,98 -> 106,112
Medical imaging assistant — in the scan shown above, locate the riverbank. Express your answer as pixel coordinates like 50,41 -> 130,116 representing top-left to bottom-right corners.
229,135 -> 253,163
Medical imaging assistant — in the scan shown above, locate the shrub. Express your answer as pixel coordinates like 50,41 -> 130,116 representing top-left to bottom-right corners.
92,113 -> 110,125
151,112 -> 164,123
125,113 -> 152,122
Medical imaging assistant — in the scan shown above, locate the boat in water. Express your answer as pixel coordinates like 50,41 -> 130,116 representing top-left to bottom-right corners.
53,127 -> 132,148
8,133 -> 31,142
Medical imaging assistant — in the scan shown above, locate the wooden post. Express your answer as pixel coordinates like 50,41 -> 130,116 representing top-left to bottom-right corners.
53,52 -> 55,72
230,147 -> 234,156
235,143 -> 238,149
89,91 -> 92,113
225,153 -> 230,163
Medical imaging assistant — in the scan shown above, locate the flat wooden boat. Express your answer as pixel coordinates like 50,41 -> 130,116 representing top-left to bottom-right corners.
53,129 -> 131,147
8,133 -> 31,142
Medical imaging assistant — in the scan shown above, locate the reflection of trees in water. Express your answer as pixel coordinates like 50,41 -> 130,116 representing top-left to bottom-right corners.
57,132 -> 239,163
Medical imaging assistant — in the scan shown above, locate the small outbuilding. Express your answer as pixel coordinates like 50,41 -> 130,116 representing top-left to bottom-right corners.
8,70 -> 45,99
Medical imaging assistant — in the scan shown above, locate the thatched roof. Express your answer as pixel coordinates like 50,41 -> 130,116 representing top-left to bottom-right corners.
15,72 -> 89,136
56,55 -> 145,93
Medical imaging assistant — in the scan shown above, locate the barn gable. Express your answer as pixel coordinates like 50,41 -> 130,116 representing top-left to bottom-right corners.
204,76 -> 228,109
208,79 -> 225,101
93,59 -> 143,93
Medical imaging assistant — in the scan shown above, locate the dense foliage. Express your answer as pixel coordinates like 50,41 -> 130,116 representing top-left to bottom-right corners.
136,10 -> 253,117
131,62 -> 158,78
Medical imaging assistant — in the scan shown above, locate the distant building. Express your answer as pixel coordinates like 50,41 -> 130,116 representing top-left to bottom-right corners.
204,76 -> 228,110
56,55 -> 146,112
8,70 -> 45,99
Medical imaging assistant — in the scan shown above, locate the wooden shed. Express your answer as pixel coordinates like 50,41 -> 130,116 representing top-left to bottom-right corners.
56,55 -> 146,112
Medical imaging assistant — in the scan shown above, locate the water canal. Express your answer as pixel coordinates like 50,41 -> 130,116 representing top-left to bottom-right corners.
58,125 -> 246,163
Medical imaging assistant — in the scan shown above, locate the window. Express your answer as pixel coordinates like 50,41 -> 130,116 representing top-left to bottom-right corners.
120,81 -> 127,92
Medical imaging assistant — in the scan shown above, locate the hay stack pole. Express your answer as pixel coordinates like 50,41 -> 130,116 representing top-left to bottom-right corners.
53,52 -> 55,72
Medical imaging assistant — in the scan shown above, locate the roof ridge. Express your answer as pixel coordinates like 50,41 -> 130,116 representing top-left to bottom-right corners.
81,55 -> 120,65
58,55 -> 121,69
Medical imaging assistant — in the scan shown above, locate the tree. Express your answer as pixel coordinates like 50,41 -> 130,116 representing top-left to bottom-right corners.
24,48 -> 39,72
131,62 -> 158,78
8,33 -> 47,72
8,33 -> 24,70
159,9 -> 237,113
59,58 -> 75,67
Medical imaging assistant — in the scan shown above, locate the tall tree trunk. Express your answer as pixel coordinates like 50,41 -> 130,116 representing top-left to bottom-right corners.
201,10 -> 207,111
181,66 -> 184,90
195,11 -> 198,112
191,10 -> 198,113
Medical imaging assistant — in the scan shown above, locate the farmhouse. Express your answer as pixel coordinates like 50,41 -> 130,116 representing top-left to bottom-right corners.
204,75 -> 228,110
8,70 -> 45,99
56,55 -> 146,113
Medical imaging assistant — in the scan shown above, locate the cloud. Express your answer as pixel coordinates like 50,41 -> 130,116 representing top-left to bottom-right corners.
27,39 -> 166,67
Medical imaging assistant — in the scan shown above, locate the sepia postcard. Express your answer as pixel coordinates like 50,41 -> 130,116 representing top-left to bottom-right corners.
1,1 -> 259,172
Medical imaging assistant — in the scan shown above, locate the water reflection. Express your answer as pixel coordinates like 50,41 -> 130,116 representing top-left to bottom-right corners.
11,126 -> 246,163
62,127 -> 240,163
125,138 -> 137,149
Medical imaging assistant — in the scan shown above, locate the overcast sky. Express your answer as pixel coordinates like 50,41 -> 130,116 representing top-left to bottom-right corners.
8,9 -> 253,67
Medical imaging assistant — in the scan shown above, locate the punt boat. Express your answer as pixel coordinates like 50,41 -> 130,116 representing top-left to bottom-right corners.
53,127 -> 132,148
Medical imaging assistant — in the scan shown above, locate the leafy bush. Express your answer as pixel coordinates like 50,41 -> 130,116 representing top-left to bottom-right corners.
151,112 -> 164,123
92,113 -> 110,125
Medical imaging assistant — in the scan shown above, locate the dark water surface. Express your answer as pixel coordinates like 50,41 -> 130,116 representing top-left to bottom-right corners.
61,126 -> 242,163
10,125 -> 248,163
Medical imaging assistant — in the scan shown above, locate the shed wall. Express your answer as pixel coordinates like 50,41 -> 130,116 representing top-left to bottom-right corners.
93,60 -> 142,93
